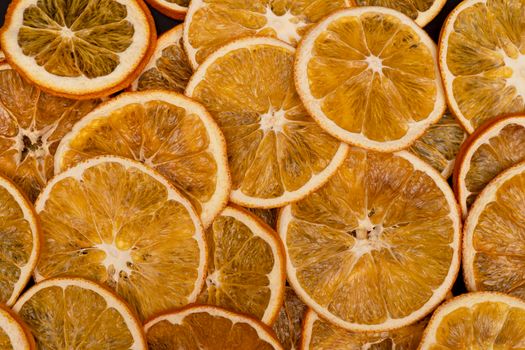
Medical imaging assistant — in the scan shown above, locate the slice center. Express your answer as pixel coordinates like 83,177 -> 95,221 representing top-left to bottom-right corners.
95,242 -> 134,282
261,8 -> 303,43
260,107 -> 287,133
60,27 -> 75,39
502,53 -> 525,100
365,55 -> 383,74
349,215 -> 389,256
206,271 -> 221,288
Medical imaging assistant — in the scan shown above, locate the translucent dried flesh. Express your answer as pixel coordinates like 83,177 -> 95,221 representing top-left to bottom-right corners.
191,44 -> 341,200
286,148 -> 455,325
0,325 -> 13,350
308,12 -> 437,142
147,311 -> 277,349
355,0 -> 436,21
37,161 -> 202,321
187,0 -> 349,65
18,0 -> 134,78
409,113 -> 466,177
272,288 -> 306,350
18,285 -> 135,349
59,100 -> 218,216
247,208 -> 278,229
444,0 -> 525,130
166,0 -> 189,5
0,67 -> 99,201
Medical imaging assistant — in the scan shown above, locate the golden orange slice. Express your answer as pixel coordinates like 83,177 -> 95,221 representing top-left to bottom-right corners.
273,287 -> 307,350
354,0 -> 446,26
0,301 -> 35,349
144,0 -> 188,20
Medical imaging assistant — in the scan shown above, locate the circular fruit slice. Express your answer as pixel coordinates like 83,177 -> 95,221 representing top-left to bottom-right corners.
454,114 -> 525,219
0,63 -> 99,201
354,0 -> 446,26
0,0 -> 155,99
279,148 -> 461,331
145,305 -> 283,350
130,25 -> 192,93
0,174 -> 39,307
144,0 -> 188,20
439,0 -> 525,133
463,160 -> 525,298
295,7 -> 446,152
301,309 -> 427,350
419,292 -> 525,349
0,302 -> 35,349
34,156 -> 207,321
409,112 -> 467,178
272,287 -> 306,350
55,91 -> 230,228
13,277 -> 146,349
183,0 -> 352,69
199,206 -> 285,325
186,36 -> 348,208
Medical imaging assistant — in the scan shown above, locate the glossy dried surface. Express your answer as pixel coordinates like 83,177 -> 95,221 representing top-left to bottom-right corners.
355,0 -> 438,23
272,288 -> 306,350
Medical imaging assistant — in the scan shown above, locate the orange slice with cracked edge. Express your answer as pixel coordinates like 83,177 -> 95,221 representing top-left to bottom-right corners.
439,0 -> 525,133
419,292 -> 525,349
278,148 -> 461,332
130,25 -> 193,93
295,7 -> 446,152
183,0 -> 353,69
301,309 -> 427,350
186,36 -> 348,208
272,287 -> 307,350
54,90 -> 230,228
0,63 -> 100,202
0,304 -> 35,350
145,305 -> 283,350
354,0 -> 446,26
463,160 -> 525,299
0,0 -> 156,99
34,156 -> 207,321
13,277 -> 146,349
144,0 -> 188,20
454,114 -> 525,219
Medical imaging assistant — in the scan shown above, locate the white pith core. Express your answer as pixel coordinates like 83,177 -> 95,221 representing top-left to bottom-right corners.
365,55 -> 383,74
260,107 -> 287,133
95,242 -> 134,282
206,270 -> 221,288
259,8 -> 304,43
60,27 -> 75,39
502,52 -> 525,101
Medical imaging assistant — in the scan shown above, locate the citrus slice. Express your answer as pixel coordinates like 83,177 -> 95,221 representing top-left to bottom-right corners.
278,148 -> 461,331
409,111 -> 467,178
183,0 -> 352,69
0,63 -> 99,201
186,36 -> 348,208
199,206 -> 285,324
0,299 -> 35,349
144,0 -> 188,20
55,91 -> 230,228
0,50 -> 4,63
354,0 -> 446,26
0,0 -> 155,99
248,208 -> 278,230
34,156 -> 207,321
272,287 -> 306,350
0,173 -> 39,307
130,25 -> 192,93
454,114 -> 525,219
463,160 -> 525,298
439,0 -> 525,133
145,305 -> 283,350
419,292 -> 525,349
301,309 -> 427,350
13,277 -> 146,349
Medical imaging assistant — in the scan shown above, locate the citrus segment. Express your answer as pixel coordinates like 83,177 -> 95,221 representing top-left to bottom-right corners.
0,302 -> 35,349
186,37 -> 348,208
55,91 -> 230,228
272,288 -> 306,350
247,208 -> 278,230
34,156 -> 206,321
13,277 -> 146,350
279,148 -> 461,331
144,0 -> 188,20
354,0 -> 446,26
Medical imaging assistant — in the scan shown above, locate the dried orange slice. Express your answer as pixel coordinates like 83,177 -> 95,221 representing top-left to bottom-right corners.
439,0 -> 525,133
354,0 -> 446,26
0,304 -> 35,350
183,0 -> 352,68
55,91 -> 230,228
131,25 -> 192,93
1,0 -> 155,99
186,36 -> 348,208
144,0 -> 188,20
454,114 -> 525,218
279,148 -> 461,331
419,292 -> 525,349
295,7 -> 446,151
272,288 -> 306,350
0,50 -> 4,63
14,277 -> 146,349
34,156 -> 207,321
0,63 -> 99,201
145,305 -> 283,350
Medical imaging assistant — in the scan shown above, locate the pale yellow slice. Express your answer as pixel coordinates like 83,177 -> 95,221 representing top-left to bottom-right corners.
273,288 -> 307,350
354,0 -> 447,26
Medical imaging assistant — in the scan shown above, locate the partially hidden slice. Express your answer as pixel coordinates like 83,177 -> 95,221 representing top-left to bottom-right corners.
145,305 -> 283,350
144,0 -> 188,20
279,148 -> 461,331
0,302 -> 35,349
272,287 -> 307,350
130,25 -> 192,93
354,0 -> 446,26
186,36 -> 348,208
454,114 -> 525,219
13,277 -> 146,349
183,0 -> 352,68
1,0 -> 155,99
247,208 -> 278,230
34,156 -> 207,321
439,0 -> 525,133
55,91 -> 230,228
301,309 -> 427,350
199,206 -> 286,325
295,7 -> 446,151
463,160 -> 525,299
419,292 -> 525,349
